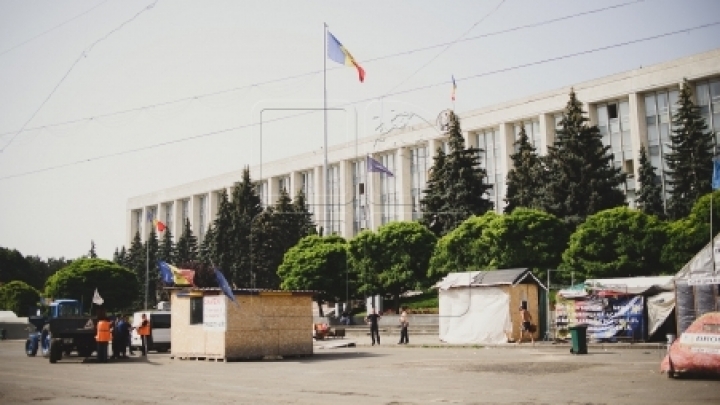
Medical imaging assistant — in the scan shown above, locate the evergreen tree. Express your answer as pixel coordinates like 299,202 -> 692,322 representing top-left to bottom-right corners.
665,79 -> 716,219
174,219 -> 198,265
538,89 -> 626,226
636,145 -> 665,218
229,167 -> 263,287
211,189 -> 234,275
115,246 -> 128,267
144,229 -> 160,308
198,225 -> 215,266
158,228 -> 175,264
292,189 -> 317,238
419,110 -> 493,236
113,247 -> 120,263
504,125 -> 544,213
88,240 -> 97,258
125,231 -> 145,306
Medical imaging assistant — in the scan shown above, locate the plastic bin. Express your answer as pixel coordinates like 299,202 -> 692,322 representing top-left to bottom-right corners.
569,325 -> 588,354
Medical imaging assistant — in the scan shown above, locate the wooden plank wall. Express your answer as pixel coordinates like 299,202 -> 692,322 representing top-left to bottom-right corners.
508,284 -> 540,341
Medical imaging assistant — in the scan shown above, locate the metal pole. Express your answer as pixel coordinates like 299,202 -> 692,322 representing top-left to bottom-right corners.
145,215 -> 149,310
546,269 -> 551,341
323,23 -> 329,236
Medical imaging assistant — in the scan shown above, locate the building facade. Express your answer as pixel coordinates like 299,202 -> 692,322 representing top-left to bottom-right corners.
127,49 -> 720,245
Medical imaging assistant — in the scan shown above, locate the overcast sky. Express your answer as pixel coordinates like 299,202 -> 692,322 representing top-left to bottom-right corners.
1,0 -> 719,260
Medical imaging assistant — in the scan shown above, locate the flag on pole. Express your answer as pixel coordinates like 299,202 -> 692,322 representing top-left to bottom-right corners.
157,261 -> 175,285
713,158 -> 720,190
92,288 -> 104,305
327,31 -> 365,83
367,155 -> 394,176
157,261 -> 194,286
214,268 -> 239,306
451,75 -> 457,101
146,210 -> 153,222
153,219 -> 166,232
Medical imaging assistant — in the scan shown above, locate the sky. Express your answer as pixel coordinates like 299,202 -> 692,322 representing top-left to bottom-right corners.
1,0 -> 719,261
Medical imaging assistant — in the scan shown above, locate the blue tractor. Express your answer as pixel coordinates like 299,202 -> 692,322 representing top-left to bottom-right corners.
25,299 -> 97,363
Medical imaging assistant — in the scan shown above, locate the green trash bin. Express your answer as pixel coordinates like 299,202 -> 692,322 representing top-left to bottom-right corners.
569,324 -> 588,354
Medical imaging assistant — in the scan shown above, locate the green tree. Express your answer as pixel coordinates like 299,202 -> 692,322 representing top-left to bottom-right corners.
538,90 -> 626,226
199,225 -> 215,266
665,79 -> 716,219
114,246 -> 128,267
662,190 -> 720,271
174,219 -> 198,265
211,189 -> 233,274
347,230 -> 383,298
560,207 -> 669,281
144,229 -> 160,308
375,221 -> 437,312
0,280 -> 40,316
482,208 -> 568,281
45,258 -> 139,312
230,168 -> 263,287
420,110 -> 493,236
427,211 -> 499,282
278,235 -> 348,316
504,125 -> 544,213
0,247 -> 38,288
636,145 -> 665,218
292,189 -> 317,238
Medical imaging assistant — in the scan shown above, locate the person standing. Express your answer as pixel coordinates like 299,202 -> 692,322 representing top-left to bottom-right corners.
116,315 -> 129,358
398,307 -> 409,345
124,315 -> 135,355
365,308 -> 381,346
95,316 -> 111,363
137,313 -> 151,356
110,317 -> 120,359
518,306 -> 534,345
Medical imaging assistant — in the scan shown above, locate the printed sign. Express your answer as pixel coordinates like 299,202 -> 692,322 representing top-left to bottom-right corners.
203,295 -> 226,331
680,333 -> 720,347
687,277 -> 720,286
555,295 -> 644,340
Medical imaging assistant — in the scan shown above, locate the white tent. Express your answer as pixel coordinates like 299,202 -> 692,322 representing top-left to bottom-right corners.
436,269 -> 545,344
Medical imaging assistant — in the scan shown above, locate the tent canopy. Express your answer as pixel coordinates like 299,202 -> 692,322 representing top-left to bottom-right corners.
584,276 -> 674,296
434,268 -> 545,290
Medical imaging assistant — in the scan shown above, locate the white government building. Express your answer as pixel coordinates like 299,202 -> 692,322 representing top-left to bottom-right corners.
127,48 -> 720,246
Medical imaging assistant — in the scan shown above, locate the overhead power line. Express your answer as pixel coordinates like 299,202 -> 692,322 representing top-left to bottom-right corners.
1,20 -> 717,181
0,0 -> 645,140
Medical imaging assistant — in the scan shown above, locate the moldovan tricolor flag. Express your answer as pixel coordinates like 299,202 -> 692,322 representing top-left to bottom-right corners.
153,219 -> 166,232
327,31 -> 365,83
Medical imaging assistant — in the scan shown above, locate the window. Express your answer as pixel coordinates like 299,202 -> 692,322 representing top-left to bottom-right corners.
198,195 -> 207,242
695,78 -> 720,144
256,181 -> 268,208
190,297 -> 203,325
301,171 -> 314,215
328,165 -> 341,234
164,202 -> 173,233
151,314 -> 171,329
410,146 -> 429,220
352,159 -> 368,234
596,100 -> 633,192
476,128 -> 502,210
379,154 -> 397,225
514,120 -> 542,152
644,88 -> 680,207
181,199 -> 190,226
277,176 -> 290,194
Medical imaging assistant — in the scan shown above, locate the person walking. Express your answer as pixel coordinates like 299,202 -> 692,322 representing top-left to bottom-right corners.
95,316 -> 112,363
518,305 -> 535,345
137,313 -> 151,356
365,308 -> 381,346
398,307 -> 409,344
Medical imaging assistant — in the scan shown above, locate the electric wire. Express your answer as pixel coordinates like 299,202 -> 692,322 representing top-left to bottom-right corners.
0,0 -> 645,140
1,20 -> 717,181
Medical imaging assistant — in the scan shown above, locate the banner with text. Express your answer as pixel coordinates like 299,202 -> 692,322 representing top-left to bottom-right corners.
203,295 -> 227,331
555,295 -> 644,340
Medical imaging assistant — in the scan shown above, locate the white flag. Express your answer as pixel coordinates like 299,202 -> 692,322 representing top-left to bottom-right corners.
92,288 -> 104,305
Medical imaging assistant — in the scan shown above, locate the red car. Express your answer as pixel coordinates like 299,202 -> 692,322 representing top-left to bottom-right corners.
661,312 -> 720,378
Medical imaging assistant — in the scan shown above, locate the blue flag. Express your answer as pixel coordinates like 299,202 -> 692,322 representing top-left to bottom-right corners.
157,261 -> 175,286
367,155 -> 394,176
713,158 -> 720,190
215,268 -> 238,306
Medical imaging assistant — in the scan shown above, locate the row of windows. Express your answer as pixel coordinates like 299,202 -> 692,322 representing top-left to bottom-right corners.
134,78 -> 720,239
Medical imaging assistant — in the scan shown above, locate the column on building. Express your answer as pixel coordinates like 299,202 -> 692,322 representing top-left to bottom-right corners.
174,197 -> 192,241
290,171 -> 302,199
428,138 -> 442,161
268,176 -> 279,206
341,159 -> 354,236
209,190 -> 221,225
313,165 -> 325,232
192,194 -> 206,242
396,147 -> 412,221
628,92 -> 647,183
127,209 -> 138,247
496,122 -> 515,213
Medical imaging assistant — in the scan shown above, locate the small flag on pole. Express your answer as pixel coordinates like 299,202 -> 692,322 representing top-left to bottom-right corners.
367,155 -> 394,176
92,288 -> 104,305
713,158 -> 720,190
157,261 -> 175,285
327,31 -> 365,83
153,219 -> 166,232
451,75 -> 457,101
146,210 -> 153,222
215,268 -> 239,306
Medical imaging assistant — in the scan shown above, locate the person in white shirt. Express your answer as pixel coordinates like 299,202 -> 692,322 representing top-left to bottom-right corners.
398,307 -> 409,344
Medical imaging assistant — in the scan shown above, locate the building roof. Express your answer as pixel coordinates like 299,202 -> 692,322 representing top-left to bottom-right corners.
166,287 -> 316,296
435,268 -> 546,290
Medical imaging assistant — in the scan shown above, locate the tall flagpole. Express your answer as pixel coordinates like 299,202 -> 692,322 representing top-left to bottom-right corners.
145,216 -> 149,310
323,23 -> 329,236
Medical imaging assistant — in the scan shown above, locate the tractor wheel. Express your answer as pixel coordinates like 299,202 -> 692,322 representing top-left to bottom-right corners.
49,339 -> 62,363
26,338 -> 38,357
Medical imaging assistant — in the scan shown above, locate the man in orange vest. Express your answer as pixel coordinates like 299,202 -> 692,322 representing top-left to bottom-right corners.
95,316 -> 112,363
137,313 -> 151,356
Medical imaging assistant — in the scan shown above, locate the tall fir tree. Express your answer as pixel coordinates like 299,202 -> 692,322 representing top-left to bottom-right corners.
636,145 -> 665,218
665,79 -> 715,219
538,90 -> 626,226
115,246 -> 128,267
126,231 -> 145,306
229,167 -> 263,287
419,110 -> 493,236
174,218 -> 198,265
88,240 -> 97,258
292,189 -> 317,238
113,247 -> 120,263
504,125 -> 544,213
158,228 -> 175,264
144,229 -> 160,308
198,224 -> 216,266
211,189 -> 234,275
